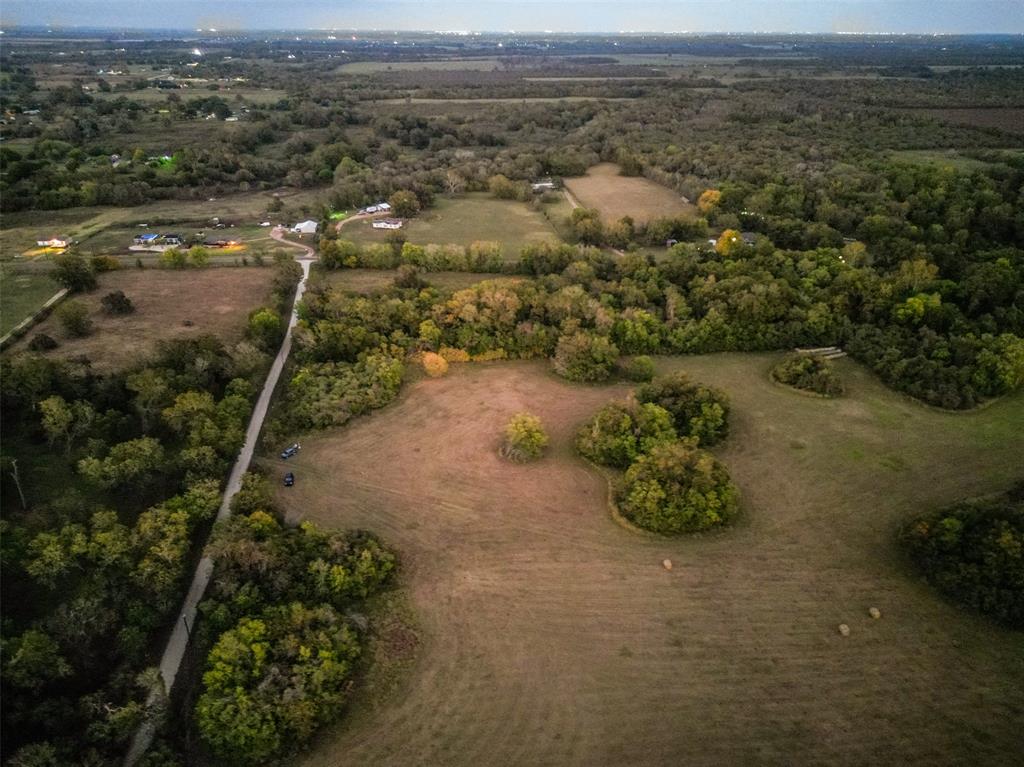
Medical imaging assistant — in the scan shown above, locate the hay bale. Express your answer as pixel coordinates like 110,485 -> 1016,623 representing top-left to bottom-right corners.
838,623 -> 851,637
868,607 -> 881,620
662,559 -> 673,571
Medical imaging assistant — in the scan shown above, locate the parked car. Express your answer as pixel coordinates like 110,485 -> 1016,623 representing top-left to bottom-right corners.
280,442 -> 301,459
283,472 -> 295,487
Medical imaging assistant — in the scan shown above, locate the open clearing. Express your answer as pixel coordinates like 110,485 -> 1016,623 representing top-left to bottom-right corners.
10,267 -> 276,370
340,193 -> 562,256
910,108 -> 1024,135
316,268 -> 526,294
564,163 -> 697,223
272,355 -> 1024,767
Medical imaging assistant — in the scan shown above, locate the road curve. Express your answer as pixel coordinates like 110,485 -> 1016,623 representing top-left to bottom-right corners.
126,234 -> 315,765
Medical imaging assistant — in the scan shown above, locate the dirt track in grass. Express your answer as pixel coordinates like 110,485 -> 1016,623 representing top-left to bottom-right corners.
273,355 -> 1024,767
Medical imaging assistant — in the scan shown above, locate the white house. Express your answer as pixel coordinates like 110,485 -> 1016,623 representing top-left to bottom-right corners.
377,202 -> 392,212
291,220 -> 319,235
36,236 -> 70,249
372,218 -> 403,230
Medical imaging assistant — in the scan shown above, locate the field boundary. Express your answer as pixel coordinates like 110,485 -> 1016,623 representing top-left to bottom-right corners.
0,287 -> 68,350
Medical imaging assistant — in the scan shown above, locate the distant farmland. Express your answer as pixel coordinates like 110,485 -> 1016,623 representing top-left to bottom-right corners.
564,163 -> 697,223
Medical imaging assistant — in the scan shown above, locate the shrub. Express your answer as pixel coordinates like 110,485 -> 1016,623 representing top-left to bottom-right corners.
620,355 -> 655,382
394,264 -> 425,289
421,352 -> 449,378
439,346 -> 470,363
502,412 -> 548,461
901,493 -> 1023,628
55,300 -> 92,337
576,401 -> 676,468
100,290 -> 134,315
618,441 -> 740,534
552,332 -> 619,383
89,255 -> 121,273
28,334 -> 58,351
635,372 -> 729,446
771,353 -> 844,396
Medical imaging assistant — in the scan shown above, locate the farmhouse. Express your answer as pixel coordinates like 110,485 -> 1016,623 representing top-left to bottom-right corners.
531,180 -> 557,193
372,218 -> 404,230
35,236 -> 70,249
291,220 -> 319,235
134,233 -> 160,245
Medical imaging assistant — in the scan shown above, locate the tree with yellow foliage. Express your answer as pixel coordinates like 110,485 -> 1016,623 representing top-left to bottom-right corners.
697,189 -> 722,215
714,229 -> 744,256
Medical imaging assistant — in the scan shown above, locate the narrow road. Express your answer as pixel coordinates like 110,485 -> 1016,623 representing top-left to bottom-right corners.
126,233 -> 315,765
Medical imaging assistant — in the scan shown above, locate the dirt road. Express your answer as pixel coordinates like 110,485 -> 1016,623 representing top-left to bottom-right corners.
126,235 -> 314,765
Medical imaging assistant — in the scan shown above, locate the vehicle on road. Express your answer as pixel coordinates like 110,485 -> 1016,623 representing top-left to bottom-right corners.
283,472 -> 295,487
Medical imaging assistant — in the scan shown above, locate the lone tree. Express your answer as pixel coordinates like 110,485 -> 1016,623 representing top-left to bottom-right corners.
388,189 -> 420,218
51,254 -> 97,292
618,441 -> 740,534
501,412 -> 548,462
635,372 -> 729,446
552,331 -> 619,383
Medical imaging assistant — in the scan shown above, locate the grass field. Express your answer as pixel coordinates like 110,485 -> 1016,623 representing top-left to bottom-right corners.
316,268 -> 526,294
269,354 -> 1024,767
339,59 -> 504,74
9,267 -> 276,370
340,194 -> 562,256
565,163 -> 698,223
0,268 -> 61,336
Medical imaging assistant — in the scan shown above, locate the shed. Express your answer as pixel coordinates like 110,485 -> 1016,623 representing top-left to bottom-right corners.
372,218 -> 404,230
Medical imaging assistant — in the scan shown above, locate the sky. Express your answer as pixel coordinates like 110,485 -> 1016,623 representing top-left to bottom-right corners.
2,1 -> 1023,34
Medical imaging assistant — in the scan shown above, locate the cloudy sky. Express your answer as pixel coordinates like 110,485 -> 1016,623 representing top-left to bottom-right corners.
3,1 -> 1023,33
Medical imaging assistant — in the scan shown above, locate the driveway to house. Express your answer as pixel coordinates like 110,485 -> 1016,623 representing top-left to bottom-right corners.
126,232 -> 315,765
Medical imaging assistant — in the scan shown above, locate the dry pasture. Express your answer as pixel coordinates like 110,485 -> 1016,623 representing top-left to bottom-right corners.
564,163 -> 697,223
13,267 -> 276,370
273,355 -> 1024,767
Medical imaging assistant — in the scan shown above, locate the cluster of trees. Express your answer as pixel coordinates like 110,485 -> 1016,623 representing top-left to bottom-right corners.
901,486 -> 1023,628
564,206 -> 709,249
770,353 -> 845,397
192,474 -> 396,763
575,373 -> 737,534
298,237 -> 1024,412
0,259 -> 302,764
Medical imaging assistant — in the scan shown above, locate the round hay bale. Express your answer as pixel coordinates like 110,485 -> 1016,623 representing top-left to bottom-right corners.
868,607 -> 881,620
662,559 -> 673,571
838,623 -> 851,637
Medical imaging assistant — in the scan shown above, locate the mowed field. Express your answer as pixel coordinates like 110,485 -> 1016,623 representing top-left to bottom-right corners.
340,194 -> 562,256
564,163 -> 697,223
11,267 -> 276,370
272,355 -> 1024,767
0,269 -> 61,336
